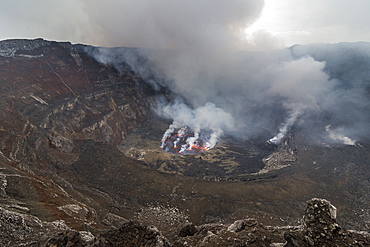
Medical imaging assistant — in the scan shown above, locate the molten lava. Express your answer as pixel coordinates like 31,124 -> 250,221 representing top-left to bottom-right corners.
161,128 -> 210,155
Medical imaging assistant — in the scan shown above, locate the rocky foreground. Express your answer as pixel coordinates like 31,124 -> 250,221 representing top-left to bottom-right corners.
0,198 -> 368,246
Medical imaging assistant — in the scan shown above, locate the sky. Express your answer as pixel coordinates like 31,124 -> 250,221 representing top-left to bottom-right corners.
1,0 -> 370,49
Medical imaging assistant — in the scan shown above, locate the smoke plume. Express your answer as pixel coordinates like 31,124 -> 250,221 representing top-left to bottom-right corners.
268,103 -> 304,145
84,2 -> 370,148
157,100 -> 235,149
146,51 -> 334,145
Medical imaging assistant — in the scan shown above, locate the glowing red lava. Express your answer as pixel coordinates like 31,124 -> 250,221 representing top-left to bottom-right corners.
161,129 -> 209,155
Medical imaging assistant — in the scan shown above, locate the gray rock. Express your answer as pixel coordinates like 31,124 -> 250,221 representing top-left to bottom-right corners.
227,218 -> 258,232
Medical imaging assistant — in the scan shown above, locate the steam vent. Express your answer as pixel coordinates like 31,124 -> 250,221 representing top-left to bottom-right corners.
161,127 -> 210,154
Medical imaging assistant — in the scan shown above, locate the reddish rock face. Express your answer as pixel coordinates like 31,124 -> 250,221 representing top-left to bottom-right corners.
0,39 -> 158,236
0,39 -> 155,158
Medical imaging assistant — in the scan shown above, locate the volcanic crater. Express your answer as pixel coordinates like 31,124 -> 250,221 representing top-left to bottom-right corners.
118,116 -> 278,178
1,38 -> 370,246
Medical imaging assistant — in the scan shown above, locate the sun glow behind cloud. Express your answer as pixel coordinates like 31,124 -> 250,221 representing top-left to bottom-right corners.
245,0 -> 370,48
244,0 -> 278,37
244,0 -> 308,48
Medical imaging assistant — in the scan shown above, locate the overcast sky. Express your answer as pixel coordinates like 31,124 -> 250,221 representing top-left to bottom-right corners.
1,0 -> 370,49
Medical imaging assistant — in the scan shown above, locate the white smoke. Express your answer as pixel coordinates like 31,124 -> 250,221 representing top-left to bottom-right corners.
81,2 -> 370,147
88,47 -> 337,147
268,103 -> 305,145
158,101 -> 235,149
325,125 -> 356,146
82,0 -> 338,147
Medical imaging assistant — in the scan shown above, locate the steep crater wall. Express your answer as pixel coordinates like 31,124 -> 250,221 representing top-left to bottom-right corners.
0,38 -> 160,231
0,39 -> 158,169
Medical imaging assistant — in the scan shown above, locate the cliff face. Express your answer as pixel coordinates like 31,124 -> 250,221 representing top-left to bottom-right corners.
0,38 -> 158,240
0,39 -> 154,160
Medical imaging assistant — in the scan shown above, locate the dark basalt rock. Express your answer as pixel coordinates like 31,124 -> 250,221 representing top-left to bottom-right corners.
42,230 -> 93,247
169,198 -> 370,246
284,198 -> 370,247
178,222 -> 197,237
91,221 -> 171,247
29,198 -> 370,246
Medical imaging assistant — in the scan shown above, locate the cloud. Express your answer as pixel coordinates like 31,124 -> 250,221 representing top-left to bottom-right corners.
14,0 -> 260,49
243,0 -> 370,46
84,0 -> 264,49
2,0 -> 370,47
0,0 -> 91,43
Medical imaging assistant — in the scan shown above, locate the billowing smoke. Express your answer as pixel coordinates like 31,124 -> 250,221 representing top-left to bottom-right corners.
146,52 -> 334,147
83,1 -> 370,149
157,100 -> 235,150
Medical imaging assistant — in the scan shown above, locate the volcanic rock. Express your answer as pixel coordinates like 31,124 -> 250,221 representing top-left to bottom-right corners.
0,38 -> 163,247
90,221 -> 171,247
170,198 -> 370,246
178,222 -> 197,237
13,198 -> 366,246
42,230 -> 95,247
284,198 -> 370,246
227,218 -> 258,233
0,206 -> 76,246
